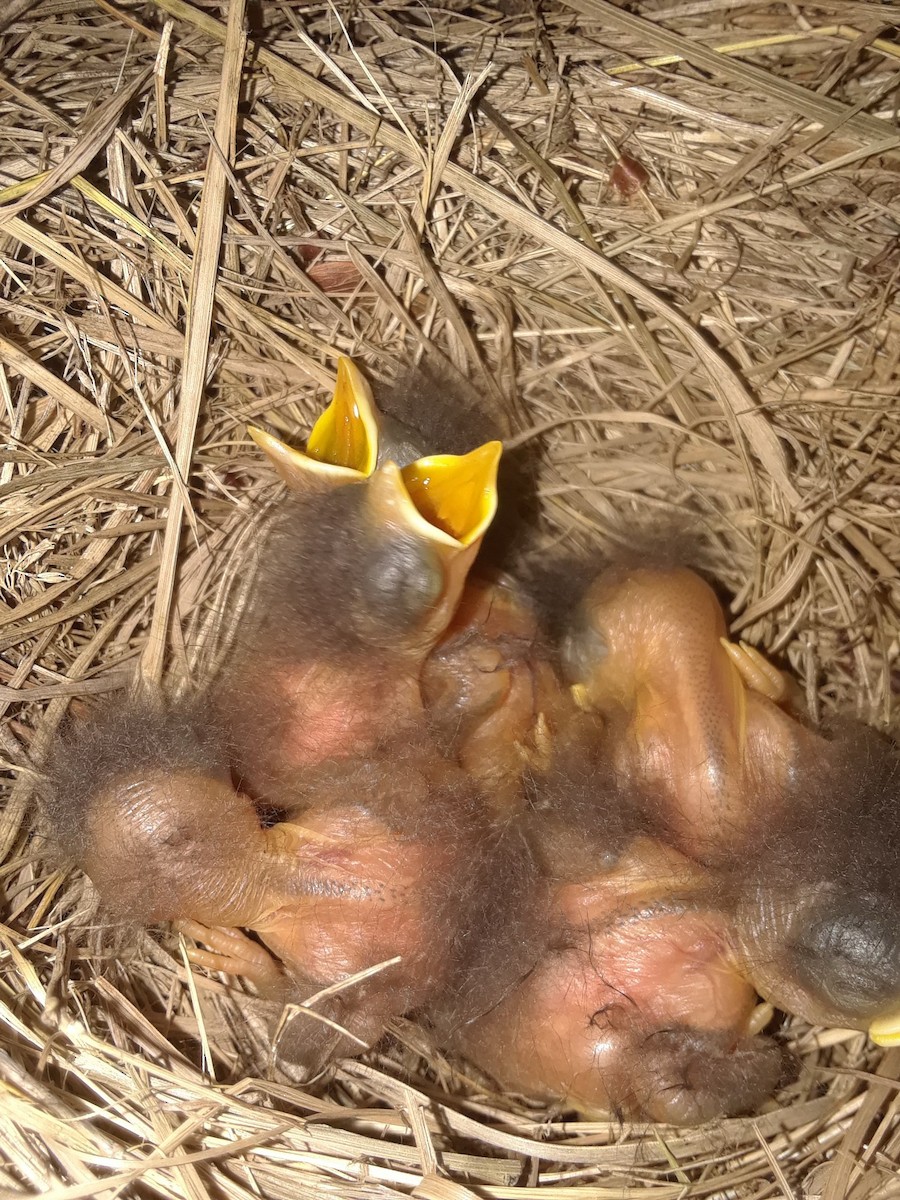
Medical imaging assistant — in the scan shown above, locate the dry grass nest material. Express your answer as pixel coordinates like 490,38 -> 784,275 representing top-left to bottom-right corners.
1,0 -> 900,1195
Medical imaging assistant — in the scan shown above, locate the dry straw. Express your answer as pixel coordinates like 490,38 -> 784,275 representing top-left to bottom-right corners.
1,0 -> 899,1195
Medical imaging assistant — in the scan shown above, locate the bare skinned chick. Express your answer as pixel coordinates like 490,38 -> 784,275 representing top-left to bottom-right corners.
42,697 -> 506,1071
561,562 -> 900,1047
455,837 -> 784,1125
223,359 -> 501,806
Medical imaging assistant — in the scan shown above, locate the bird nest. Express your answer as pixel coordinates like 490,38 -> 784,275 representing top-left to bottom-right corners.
2,0 -> 899,1196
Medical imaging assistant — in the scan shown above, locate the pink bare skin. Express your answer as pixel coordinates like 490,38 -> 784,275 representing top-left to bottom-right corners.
456,838 -> 783,1124
563,566 -> 806,860
225,653 -> 425,806
422,575 -> 582,815
80,751 -> 486,1069
182,800 -> 473,1063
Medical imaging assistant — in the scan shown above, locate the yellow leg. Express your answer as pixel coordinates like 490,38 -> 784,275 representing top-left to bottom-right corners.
720,639 -> 790,704
177,919 -> 284,992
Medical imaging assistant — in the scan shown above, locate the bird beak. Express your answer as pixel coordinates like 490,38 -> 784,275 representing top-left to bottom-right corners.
400,441 -> 502,548
306,357 -> 379,476
869,1011 -> 900,1046
364,443 -> 501,640
248,357 -> 379,489
366,442 -> 501,549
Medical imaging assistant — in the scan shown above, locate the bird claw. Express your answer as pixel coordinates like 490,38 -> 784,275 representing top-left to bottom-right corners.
516,712 -> 554,773
721,639 -> 790,704
747,1000 -> 775,1035
177,919 -> 285,994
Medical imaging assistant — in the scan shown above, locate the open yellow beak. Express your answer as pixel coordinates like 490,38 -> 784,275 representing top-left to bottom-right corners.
248,423 -> 364,488
250,357 -> 502,540
400,441 -> 502,547
248,357 -> 379,488
362,446 -> 502,643
869,1012 -> 900,1046
306,356 -> 379,476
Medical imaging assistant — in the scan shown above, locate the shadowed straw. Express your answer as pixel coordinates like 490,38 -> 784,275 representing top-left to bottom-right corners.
1,0 -> 899,1196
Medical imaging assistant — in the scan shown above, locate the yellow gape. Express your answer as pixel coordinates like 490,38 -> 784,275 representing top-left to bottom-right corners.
400,441 -> 502,547
247,356 -> 380,487
869,1011 -> 900,1047
305,357 -> 379,476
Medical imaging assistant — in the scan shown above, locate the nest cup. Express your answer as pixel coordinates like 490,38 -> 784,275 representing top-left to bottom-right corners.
1,1 -> 899,1196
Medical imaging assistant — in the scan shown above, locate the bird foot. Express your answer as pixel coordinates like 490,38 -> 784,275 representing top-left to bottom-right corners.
516,711 -> 554,773
177,919 -> 285,995
720,639 -> 789,704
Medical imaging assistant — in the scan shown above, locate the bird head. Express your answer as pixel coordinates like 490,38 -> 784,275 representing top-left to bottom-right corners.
249,357 -> 502,658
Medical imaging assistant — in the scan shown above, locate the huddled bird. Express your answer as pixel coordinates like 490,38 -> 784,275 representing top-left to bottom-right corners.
39,356 -> 900,1124
561,562 -> 900,1046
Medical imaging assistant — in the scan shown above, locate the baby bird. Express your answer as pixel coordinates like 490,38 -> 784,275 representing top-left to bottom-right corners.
41,695 -> 499,1071
560,561 -> 900,1047
454,833 -> 785,1125
220,358 -> 501,805
253,358 -> 560,816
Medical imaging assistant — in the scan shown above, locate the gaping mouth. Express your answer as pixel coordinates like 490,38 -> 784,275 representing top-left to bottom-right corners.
305,356 -> 379,476
248,357 -> 378,486
398,441 -> 502,547
249,357 -> 503,547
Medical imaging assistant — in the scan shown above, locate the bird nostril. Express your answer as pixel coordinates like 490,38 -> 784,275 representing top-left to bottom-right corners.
789,898 -> 900,1019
